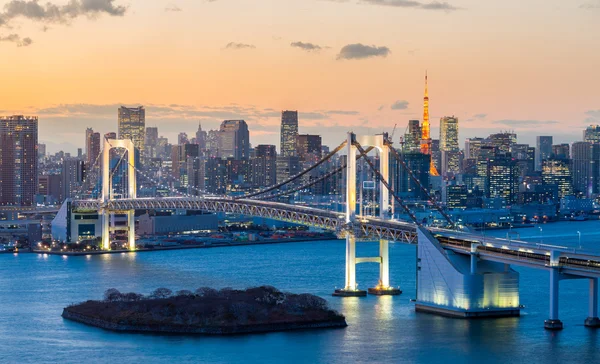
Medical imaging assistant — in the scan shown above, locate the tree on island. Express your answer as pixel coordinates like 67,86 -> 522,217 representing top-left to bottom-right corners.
150,288 -> 173,299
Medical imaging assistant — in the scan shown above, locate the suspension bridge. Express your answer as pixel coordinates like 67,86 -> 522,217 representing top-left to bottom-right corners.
53,132 -> 600,330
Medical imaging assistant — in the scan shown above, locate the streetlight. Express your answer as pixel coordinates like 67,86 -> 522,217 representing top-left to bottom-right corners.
577,231 -> 581,250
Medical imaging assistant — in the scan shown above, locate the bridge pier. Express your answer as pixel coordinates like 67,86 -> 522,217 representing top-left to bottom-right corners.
333,234 -> 366,297
101,209 -> 110,250
368,239 -> 401,296
127,210 -> 136,251
585,278 -> 600,328
544,267 -> 563,330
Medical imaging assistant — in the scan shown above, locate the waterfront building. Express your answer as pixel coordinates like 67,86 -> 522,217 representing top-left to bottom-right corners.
535,136 -> 553,171
542,159 -> 573,198
280,110 -> 299,157
0,115 -> 38,206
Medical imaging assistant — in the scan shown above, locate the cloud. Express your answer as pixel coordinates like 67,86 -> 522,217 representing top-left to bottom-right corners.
290,41 -> 323,52
473,113 -> 487,119
493,119 -> 560,127
336,43 -> 390,60
391,100 -> 409,110
224,42 -> 256,50
584,110 -> 600,124
165,4 -> 182,12
0,33 -> 32,47
580,1 -> 600,9
326,0 -> 461,11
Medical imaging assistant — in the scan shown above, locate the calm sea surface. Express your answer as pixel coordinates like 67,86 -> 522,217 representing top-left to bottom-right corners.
2,220 -> 600,363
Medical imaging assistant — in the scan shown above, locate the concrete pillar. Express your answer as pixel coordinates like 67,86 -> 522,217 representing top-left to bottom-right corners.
379,146 -> 389,219
127,210 -> 135,251
545,268 -> 563,330
346,133 -> 356,224
470,243 -> 478,275
585,278 -> 600,327
345,234 -> 357,290
101,209 -> 110,250
380,239 -> 389,287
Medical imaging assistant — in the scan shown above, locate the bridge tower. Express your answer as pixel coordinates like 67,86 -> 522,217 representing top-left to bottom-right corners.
101,138 -> 137,250
334,132 -> 400,297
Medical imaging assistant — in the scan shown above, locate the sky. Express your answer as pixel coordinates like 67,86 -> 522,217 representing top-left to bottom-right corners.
0,0 -> 599,154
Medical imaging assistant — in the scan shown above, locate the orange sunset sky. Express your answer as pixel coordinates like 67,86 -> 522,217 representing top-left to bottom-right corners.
0,0 -> 599,153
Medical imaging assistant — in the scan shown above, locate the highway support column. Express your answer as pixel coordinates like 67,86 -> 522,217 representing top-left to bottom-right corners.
585,278 -> 600,328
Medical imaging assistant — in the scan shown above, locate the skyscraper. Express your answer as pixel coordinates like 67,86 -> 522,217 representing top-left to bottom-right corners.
542,159 -> 572,198
420,73 -> 439,176
218,120 -> 250,159
62,158 -> 85,200
404,120 -> 421,152
440,116 -> 460,176
487,155 -> 519,204
195,122 -> 207,151
535,136 -> 553,171
296,134 -> 322,163
280,111 -> 299,157
489,132 -> 517,155
118,106 -> 146,158
252,145 -> 277,188
584,125 -> 600,144
571,142 -> 592,197
145,127 -> 159,159
0,115 -> 38,206
85,128 -> 101,167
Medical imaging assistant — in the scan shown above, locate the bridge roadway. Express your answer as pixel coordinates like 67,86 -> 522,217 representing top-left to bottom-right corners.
72,197 -> 600,277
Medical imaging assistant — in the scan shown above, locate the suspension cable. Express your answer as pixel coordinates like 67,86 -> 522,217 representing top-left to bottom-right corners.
387,141 -> 455,227
261,147 -> 375,200
239,140 -> 348,200
354,141 -> 420,225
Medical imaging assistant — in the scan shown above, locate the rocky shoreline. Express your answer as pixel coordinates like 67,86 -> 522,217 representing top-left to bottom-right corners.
62,309 -> 347,335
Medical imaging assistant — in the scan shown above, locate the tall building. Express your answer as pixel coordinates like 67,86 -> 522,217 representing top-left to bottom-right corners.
571,142 -> 593,197
218,120 -> 250,159
552,144 -> 570,160
487,156 -> 519,204
489,132 -> 517,155
0,115 -> 38,206
118,106 -> 146,158
391,151 -> 430,200
535,136 -> 553,171
62,158 -> 85,200
178,132 -> 189,145
296,134 -> 322,162
252,145 -> 277,188
145,127 -> 159,159
280,111 -> 299,157
195,122 -> 207,151
404,120 -> 421,152
542,159 -> 572,199
440,116 -> 460,176
85,129 -> 101,167
38,143 -> 46,160
464,137 -> 486,160
584,125 -> 600,144
420,73 -> 439,176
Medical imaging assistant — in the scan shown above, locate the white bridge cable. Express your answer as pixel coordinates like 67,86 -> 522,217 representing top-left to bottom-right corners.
239,140 -> 348,200
387,142 -> 455,227
353,141 -> 420,225
77,142 -> 104,199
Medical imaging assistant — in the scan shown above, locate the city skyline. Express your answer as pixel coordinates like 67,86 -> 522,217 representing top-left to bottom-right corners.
0,0 -> 598,153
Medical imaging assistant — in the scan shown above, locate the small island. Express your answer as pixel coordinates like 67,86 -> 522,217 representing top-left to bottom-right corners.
62,286 -> 347,335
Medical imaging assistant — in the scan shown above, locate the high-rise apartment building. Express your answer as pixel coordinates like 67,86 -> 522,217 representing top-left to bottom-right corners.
85,128 -> 101,166
218,120 -> 250,159
0,115 -> 38,206
118,106 -> 146,158
280,111 -> 299,157
535,136 -> 553,171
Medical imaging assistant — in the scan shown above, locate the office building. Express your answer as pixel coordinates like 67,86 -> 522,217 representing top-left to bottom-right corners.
85,128 -> 101,166
542,159 -> 573,199
584,125 -> 600,144
487,156 -> 519,204
535,136 -> 553,171
489,132 -> 516,155
440,116 -> 459,152
62,158 -> 85,200
118,106 -> 146,158
145,127 -> 159,158
218,120 -> 250,160
552,144 -> 570,160
0,115 -> 38,206
280,110 -> 299,157
296,134 -> 322,163
252,145 -> 277,188
404,120 -> 422,152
